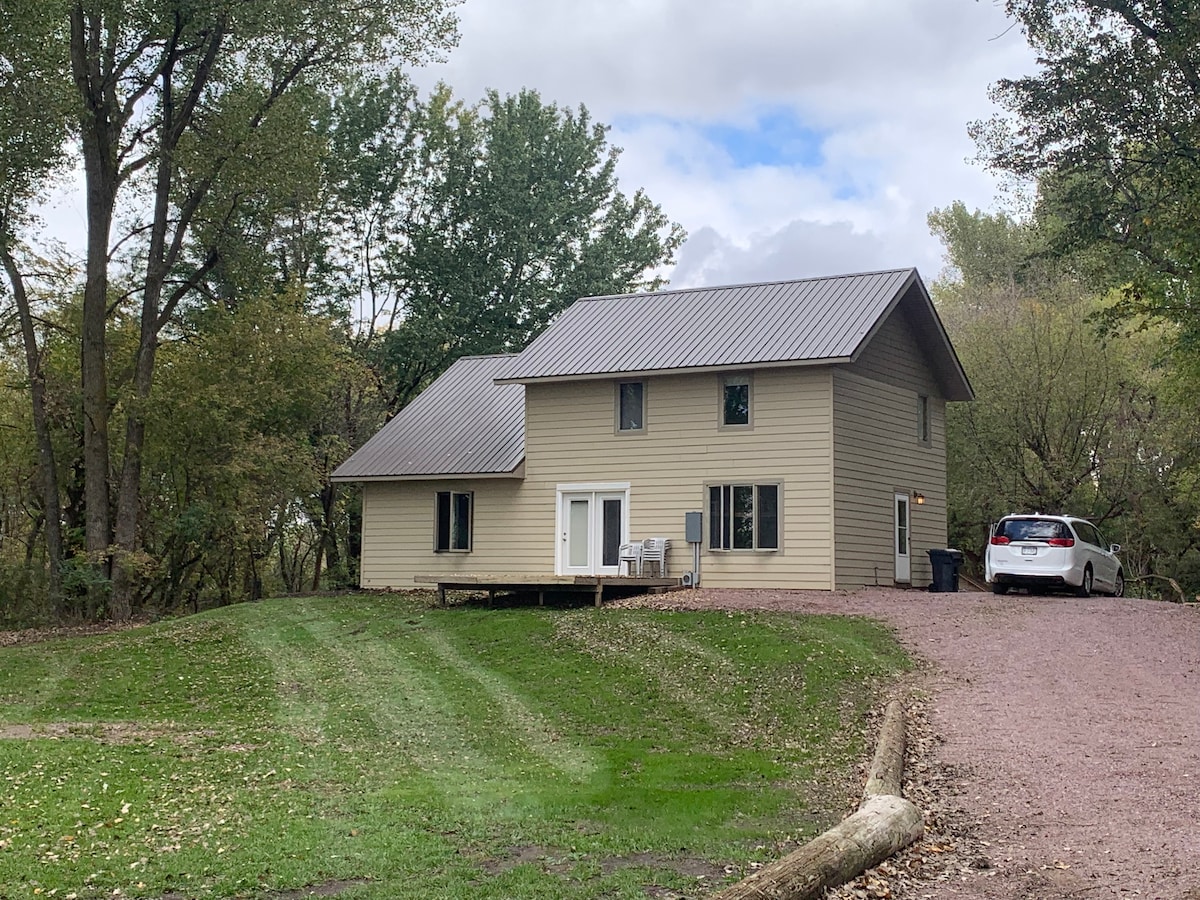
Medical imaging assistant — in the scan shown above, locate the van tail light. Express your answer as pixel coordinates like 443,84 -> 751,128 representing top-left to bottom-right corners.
990,536 -> 1010,545
1048,537 -> 1075,547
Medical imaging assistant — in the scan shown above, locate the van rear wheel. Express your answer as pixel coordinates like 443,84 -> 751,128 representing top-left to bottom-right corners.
1076,566 -> 1093,598
991,582 -> 1008,595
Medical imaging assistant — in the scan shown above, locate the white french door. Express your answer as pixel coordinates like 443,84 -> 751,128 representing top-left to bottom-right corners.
557,484 -> 629,576
894,492 -> 911,583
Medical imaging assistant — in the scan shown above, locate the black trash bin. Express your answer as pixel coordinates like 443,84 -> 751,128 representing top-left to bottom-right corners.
927,548 -> 963,592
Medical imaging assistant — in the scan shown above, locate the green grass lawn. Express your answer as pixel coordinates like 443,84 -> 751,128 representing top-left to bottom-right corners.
0,593 -> 909,899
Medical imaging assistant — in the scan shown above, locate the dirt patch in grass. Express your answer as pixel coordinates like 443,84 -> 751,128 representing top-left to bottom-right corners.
266,879 -> 372,898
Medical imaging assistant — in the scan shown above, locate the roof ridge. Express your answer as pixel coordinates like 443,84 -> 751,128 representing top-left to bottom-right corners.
578,267 -> 917,303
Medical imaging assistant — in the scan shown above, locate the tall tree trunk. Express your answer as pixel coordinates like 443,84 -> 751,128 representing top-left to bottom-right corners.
108,16 -> 226,621
110,230 -> 168,620
310,478 -> 339,591
70,4 -> 120,616
0,248 -> 65,612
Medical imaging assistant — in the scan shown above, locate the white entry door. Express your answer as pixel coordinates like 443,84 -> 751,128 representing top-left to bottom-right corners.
558,486 -> 628,576
894,492 -> 911,583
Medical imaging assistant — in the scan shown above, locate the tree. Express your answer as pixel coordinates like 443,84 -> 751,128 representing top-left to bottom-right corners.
0,2 -> 73,610
3,0 -> 457,620
974,0 -> 1200,333
142,289 -> 349,610
303,83 -> 686,414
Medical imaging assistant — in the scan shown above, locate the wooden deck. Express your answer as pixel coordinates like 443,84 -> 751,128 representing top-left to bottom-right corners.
414,573 -> 679,607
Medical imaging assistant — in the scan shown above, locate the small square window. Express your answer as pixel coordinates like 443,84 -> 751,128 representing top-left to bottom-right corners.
722,376 -> 751,427
435,490 -> 472,552
618,381 -> 645,432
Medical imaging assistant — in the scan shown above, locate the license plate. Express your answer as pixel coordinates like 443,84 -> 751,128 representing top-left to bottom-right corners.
1021,546 -> 1038,556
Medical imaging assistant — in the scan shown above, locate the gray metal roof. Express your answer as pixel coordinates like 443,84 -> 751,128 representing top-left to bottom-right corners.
331,354 -> 525,481
495,268 -> 973,401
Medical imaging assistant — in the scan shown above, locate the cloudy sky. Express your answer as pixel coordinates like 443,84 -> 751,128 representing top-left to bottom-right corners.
409,0 -> 1037,289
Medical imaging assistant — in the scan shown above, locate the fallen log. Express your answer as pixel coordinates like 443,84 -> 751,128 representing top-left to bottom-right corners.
862,699 -> 906,799
713,794 -> 924,900
713,701 -> 922,900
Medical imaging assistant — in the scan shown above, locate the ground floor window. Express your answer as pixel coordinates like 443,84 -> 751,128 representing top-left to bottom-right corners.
435,490 -> 472,551
708,483 -> 779,550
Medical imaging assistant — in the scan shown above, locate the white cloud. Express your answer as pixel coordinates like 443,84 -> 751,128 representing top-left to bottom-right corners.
411,0 -> 1037,288
671,222 -> 893,288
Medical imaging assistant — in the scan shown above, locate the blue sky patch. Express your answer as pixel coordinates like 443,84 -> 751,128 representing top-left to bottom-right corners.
700,108 -> 828,169
612,108 -> 830,172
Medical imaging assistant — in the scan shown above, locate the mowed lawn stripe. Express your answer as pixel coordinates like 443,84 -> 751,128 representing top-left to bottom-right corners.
247,598 -> 592,811
552,612 -> 754,744
415,628 -> 600,783
238,606 -> 335,743
0,641 -> 75,725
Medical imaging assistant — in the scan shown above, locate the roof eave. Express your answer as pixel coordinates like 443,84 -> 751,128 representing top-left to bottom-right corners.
331,461 -> 526,484
495,355 -> 855,386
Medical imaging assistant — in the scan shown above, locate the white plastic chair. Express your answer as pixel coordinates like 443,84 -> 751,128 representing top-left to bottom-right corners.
618,542 -> 643,575
641,537 -> 669,577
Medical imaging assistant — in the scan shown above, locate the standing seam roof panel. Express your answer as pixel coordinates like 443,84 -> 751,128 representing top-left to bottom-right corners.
497,270 -> 929,381
331,354 -> 525,480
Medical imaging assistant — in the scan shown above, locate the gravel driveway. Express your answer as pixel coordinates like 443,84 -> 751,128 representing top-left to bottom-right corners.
640,588 -> 1200,900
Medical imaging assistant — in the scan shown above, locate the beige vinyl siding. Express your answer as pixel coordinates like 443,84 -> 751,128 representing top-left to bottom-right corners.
359,478 -> 547,588
832,310 -> 948,589
523,367 -> 835,588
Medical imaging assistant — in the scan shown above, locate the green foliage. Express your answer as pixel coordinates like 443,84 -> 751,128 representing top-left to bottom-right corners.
0,0 -> 70,231
0,596 -> 908,898
928,201 -> 1043,291
306,82 -> 686,411
1,0 -> 461,621
142,289 -> 353,609
975,1 -> 1200,335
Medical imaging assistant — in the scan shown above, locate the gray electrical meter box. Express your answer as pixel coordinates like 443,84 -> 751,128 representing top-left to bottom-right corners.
684,511 -> 703,544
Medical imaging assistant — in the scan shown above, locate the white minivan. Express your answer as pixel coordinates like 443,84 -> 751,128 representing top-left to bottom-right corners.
985,514 -> 1124,597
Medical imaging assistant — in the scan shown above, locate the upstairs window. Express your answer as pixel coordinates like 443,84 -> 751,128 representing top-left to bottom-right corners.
721,375 -> 751,427
435,490 -> 472,552
708,483 -> 779,550
617,381 -> 645,432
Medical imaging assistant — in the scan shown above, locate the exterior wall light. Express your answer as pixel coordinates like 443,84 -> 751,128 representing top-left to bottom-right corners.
913,491 -> 926,505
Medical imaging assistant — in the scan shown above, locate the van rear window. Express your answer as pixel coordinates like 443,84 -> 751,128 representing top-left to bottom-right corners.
997,519 -> 1071,542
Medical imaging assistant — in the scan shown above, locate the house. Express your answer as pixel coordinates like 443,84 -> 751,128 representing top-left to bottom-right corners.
332,268 -> 973,592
